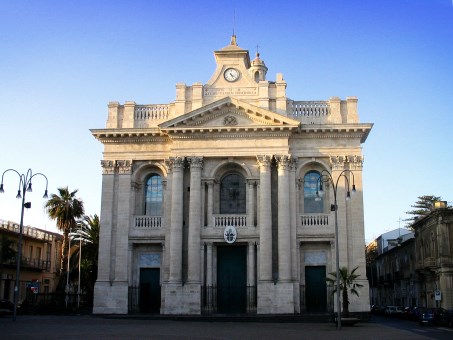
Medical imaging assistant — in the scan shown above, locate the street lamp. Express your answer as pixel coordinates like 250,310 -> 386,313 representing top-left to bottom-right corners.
317,169 -> 356,329
69,229 -> 82,309
0,168 -> 48,322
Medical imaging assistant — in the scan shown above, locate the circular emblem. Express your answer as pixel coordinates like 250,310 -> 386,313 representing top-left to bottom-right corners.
224,68 -> 240,82
223,226 -> 237,244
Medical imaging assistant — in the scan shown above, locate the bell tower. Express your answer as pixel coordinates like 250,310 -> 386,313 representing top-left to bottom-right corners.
249,50 -> 268,82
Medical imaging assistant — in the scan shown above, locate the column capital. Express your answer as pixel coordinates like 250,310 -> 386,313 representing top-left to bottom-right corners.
247,179 -> 258,186
329,155 -> 345,171
256,155 -> 273,168
347,155 -> 363,170
101,160 -> 116,174
275,155 -> 292,170
167,156 -> 186,171
188,156 -> 204,169
116,160 -> 132,174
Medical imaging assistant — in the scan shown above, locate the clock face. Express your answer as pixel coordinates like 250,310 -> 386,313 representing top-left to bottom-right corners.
224,68 -> 240,82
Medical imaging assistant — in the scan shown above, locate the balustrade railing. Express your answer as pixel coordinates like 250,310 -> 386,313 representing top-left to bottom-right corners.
300,214 -> 330,227
213,214 -> 247,228
134,104 -> 169,127
290,101 -> 329,124
134,216 -> 162,228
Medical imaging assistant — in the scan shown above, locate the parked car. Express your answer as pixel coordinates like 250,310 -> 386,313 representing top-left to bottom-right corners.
0,299 -> 14,316
434,308 -> 453,328
385,305 -> 404,317
409,306 -> 425,321
419,308 -> 438,326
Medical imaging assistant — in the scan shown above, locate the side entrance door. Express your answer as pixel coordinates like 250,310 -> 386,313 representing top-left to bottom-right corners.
305,266 -> 327,313
140,268 -> 161,313
217,246 -> 247,314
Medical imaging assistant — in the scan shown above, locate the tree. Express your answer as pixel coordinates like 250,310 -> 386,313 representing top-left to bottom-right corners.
0,234 -> 16,281
405,195 -> 443,225
45,187 -> 84,275
70,214 -> 99,304
326,266 -> 363,316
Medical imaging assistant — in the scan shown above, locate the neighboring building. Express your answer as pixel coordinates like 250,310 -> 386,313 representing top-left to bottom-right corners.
375,228 -> 413,255
413,208 -> 453,309
370,236 -> 419,308
91,36 -> 373,315
368,207 -> 453,310
0,219 -> 63,303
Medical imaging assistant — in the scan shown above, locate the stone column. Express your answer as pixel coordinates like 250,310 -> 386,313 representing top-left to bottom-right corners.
96,160 -> 115,282
206,243 -> 213,286
187,156 -> 203,283
200,243 -> 205,286
247,180 -> 256,227
114,160 -> 132,282
290,159 -> 297,281
248,241 -> 255,286
330,156 -> 348,267
257,155 -> 273,281
276,155 -> 291,281
168,157 -> 185,283
163,160 -> 173,282
206,180 -> 214,227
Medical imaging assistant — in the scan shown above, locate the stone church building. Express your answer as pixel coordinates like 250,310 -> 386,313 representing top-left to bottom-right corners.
91,36 -> 372,315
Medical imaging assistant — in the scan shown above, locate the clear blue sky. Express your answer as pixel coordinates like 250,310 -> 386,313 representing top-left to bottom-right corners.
1,0 -> 452,243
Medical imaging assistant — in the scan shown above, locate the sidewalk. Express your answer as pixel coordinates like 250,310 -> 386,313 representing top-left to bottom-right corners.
0,315 -> 429,339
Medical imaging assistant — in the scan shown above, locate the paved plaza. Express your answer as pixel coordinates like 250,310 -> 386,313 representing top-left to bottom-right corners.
0,315 -> 430,340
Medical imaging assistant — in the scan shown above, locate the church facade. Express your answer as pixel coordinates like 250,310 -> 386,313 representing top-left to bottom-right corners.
91,36 -> 372,315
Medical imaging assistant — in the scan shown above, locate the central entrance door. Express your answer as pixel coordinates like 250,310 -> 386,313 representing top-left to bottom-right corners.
305,266 -> 327,313
139,268 -> 161,313
217,246 -> 247,314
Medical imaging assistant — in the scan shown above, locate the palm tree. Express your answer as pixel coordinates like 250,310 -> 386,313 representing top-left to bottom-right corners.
45,187 -> 84,275
326,266 -> 363,316
70,214 -> 99,303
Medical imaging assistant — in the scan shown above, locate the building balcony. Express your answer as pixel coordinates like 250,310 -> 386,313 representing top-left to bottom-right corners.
134,216 -> 162,228
3,257 -> 50,271
416,257 -> 437,270
298,213 -> 334,236
130,216 -> 164,238
213,214 -> 247,228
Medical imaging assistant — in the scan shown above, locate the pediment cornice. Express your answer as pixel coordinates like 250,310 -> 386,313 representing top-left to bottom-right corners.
159,97 -> 300,134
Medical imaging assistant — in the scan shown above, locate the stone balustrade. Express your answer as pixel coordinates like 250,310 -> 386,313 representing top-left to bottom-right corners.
290,101 -> 329,124
300,213 -> 330,227
134,216 -> 162,228
134,105 -> 169,127
213,214 -> 247,228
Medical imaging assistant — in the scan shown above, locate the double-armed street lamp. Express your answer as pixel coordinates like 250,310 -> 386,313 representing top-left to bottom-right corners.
0,168 -> 48,322
316,169 -> 356,330
69,228 -> 83,309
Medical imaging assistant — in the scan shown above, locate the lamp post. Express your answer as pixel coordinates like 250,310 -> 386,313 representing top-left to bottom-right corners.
317,169 -> 355,329
69,229 -> 82,309
0,168 -> 48,322
66,232 -> 71,308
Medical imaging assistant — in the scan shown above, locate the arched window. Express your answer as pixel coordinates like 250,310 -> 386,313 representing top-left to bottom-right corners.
220,173 -> 246,214
304,171 -> 323,213
254,71 -> 260,82
144,174 -> 163,216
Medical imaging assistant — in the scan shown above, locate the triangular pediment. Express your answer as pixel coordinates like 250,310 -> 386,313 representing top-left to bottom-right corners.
159,97 -> 300,134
